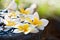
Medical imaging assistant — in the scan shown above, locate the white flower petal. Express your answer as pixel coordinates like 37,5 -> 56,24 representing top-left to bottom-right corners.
15,11 -> 20,15
5,26 -> 13,28
14,23 -> 23,28
0,17 -> 4,23
30,3 -> 37,9
30,27 -> 39,33
24,20 -> 28,23
26,8 -> 34,14
26,15 -> 34,20
41,19 -> 49,27
38,19 -> 49,30
4,15 -> 10,20
8,0 -> 17,10
38,26 -> 44,30
26,3 -> 37,14
12,18 -> 21,23
30,25 -> 39,33
1,13 -> 8,16
33,12 -> 39,19
13,29 -> 22,33
3,20 -> 8,25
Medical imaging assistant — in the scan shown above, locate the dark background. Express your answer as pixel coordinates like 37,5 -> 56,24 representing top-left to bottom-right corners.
41,17 -> 60,40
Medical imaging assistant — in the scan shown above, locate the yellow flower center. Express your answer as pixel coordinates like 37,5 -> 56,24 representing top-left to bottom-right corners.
20,8 -> 30,14
6,20 -> 16,26
32,17 -> 43,26
26,17 -> 43,26
18,24 -> 29,32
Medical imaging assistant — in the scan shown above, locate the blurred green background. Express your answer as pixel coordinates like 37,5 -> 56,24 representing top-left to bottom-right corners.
0,0 -> 60,20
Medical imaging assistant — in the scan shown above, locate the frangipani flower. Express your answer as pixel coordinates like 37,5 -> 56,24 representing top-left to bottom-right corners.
4,20 -> 16,26
13,24 -> 31,34
19,3 -> 37,15
20,8 -> 30,14
25,12 -> 42,26
13,23 -> 39,34
0,3 -> 49,35
25,12 -> 49,30
25,3 -> 37,14
25,17 -> 43,28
